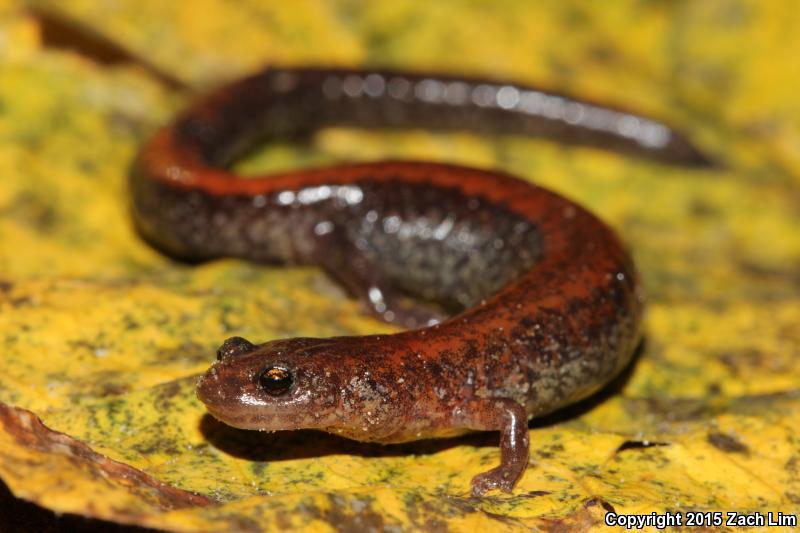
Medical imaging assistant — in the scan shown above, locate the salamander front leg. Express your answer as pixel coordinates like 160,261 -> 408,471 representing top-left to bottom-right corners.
314,230 -> 445,329
454,398 -> 530,496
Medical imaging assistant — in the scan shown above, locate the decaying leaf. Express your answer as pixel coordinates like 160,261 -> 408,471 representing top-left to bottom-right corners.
0,404 -> 211,516
1,0 -> 799,531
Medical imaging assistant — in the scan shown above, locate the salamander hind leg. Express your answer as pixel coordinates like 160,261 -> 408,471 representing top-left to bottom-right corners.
314,230 -> 445,329
453,398 -> 530,496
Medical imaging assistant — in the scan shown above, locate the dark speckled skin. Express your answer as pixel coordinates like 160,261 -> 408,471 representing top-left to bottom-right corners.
132,67 -> 706,495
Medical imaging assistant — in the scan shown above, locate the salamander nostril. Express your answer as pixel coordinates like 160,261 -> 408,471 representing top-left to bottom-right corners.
217,336 -> 256,360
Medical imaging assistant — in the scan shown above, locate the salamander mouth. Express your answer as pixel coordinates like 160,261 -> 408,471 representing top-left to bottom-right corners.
201,404 -> 267,431
200,401 -> 308,432
196,384 -> 268,430
195,370 -> 257,428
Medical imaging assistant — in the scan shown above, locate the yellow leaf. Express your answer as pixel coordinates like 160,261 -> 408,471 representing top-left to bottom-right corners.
1,0 -> 799,531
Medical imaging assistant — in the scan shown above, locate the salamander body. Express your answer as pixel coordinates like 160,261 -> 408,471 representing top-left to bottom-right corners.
132,67 -> 707,495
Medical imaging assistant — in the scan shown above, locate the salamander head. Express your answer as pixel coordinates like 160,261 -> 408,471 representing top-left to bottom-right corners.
196,336 -> 382,433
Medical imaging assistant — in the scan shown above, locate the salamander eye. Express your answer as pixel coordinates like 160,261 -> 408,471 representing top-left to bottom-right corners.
259,366 -> 294,396
217,337 -> 256,360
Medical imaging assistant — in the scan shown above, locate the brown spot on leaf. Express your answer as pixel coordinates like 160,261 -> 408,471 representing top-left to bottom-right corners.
301,494 -> 388,532
615,440 -> 669,453
707,431 -> 749,455
29,5 -> 188,91
584,496 -> 615,513
538,505 -> 600,532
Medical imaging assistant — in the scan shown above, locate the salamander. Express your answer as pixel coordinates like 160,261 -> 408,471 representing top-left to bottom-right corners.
131,67 -> 709,495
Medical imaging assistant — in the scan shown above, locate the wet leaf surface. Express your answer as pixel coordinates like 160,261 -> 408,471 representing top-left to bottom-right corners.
1,0 -> 799,530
